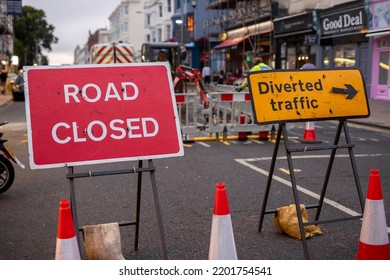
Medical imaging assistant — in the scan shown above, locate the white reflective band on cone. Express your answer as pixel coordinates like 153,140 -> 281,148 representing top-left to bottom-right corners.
208,214 -> 237,260
360,199 -> 390,245
55,237 -> 81,260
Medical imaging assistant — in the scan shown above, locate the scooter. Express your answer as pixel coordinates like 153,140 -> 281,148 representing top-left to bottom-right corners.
0,121 -> 25,194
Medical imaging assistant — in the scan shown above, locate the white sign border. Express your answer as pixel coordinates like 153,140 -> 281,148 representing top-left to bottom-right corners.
24,62 -> 184,169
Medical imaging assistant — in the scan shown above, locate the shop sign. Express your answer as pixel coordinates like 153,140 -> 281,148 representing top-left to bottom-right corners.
320,7 -> 367,38
305,35 -> 317,45
248,69 -> 369,124
6,0 -> 22,16
24,63 -> 183,169
204,1 -> 271,28
274,13 -> 313,35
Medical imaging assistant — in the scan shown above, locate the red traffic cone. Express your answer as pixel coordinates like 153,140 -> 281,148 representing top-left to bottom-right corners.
208,182 -> 237,260
55,200 -> 81,260
300,121 -> 321,143
356,169 -> 390,260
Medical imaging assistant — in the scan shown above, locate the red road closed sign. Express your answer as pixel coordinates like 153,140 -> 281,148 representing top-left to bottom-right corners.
25,63 -> 183,169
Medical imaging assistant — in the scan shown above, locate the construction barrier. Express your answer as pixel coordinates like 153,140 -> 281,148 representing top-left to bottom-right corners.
55,200 -> 81,260
356,169 -> 390,260
209,182 -> 237,260
206,91 -> 271,135
176,89 -> 272,140
175,93 -> 202,136
174,87 -> 307,142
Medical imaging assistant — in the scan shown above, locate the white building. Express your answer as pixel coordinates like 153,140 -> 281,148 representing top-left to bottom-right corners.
144,0 -> 175,43
109,0 -> 144,52
0,0 -> 14,63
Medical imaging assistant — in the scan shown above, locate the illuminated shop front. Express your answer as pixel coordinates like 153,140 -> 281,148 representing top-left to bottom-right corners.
366,0 -> 390,101
318,2 -> 369,82
273,12 -> 317,70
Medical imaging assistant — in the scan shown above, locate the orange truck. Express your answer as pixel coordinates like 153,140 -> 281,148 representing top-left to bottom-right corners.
89,42 -> 136,64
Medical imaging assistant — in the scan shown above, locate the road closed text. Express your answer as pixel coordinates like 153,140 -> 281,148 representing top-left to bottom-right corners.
52,118 -> 158,144
51,81 -> 159,144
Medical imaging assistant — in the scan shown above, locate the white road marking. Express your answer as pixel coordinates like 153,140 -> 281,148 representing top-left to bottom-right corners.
235,154 -> 390,233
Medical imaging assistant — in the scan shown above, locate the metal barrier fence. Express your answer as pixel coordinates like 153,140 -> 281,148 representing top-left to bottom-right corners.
175,93 -> 201,135
175,91 -> 273,140
206,91 -> 272,134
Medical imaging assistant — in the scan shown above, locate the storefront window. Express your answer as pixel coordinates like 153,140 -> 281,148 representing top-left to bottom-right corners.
281,42 -> 286,57
280,42 -> 287,69
323,46 -> 331,68
378,51 -> 389,85
334,44 -> 355,68
379,39 -> 390,48
287,47 -> 296,69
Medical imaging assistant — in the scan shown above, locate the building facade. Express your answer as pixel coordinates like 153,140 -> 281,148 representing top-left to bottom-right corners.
0,0 -> 16,67
73,28 -> 109,64
317,1 -> 369,82
366,0 -> 390,101
206,0 -> 274,82
109,0 -> 144,53
71,0 -> 390,101
144,0 -> 175,43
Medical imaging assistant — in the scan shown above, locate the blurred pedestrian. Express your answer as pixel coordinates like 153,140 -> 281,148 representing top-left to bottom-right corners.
301,57 -> 316,69
157,50 -> 168,62
202,64 -> 211,84
0,66 -> 7,95
157,50 -> 173,74
218,70 -> 224,84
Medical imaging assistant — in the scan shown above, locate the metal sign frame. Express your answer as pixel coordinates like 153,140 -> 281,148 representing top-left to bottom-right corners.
67,159 -> 168,259
24,63 -> 184,259
257,120 -> 365,259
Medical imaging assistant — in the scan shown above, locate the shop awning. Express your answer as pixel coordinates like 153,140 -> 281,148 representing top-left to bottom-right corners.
213,36 -> 247,49
366,29 -> 390,38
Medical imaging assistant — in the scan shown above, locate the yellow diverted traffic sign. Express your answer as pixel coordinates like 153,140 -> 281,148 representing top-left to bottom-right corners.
248,69 -> 370,124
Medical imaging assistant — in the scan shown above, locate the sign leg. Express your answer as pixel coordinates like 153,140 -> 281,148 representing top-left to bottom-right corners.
283,126 -> 311,259
258,123 -> 283,232
148,159 -> 168,259
68,166 -> 82,257
134,160 -> 143,251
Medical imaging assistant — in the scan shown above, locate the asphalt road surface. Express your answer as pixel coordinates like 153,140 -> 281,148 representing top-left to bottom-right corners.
0,101 -> 389,261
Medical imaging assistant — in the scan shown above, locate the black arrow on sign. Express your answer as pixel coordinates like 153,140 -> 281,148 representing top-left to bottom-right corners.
331,84 -> 358,99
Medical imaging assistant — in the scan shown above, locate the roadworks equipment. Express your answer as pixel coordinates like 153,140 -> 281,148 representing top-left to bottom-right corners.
356,169 -> 390,260
209,182 -> 237,260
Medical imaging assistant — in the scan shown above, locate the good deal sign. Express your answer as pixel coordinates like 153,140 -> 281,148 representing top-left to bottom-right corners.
24,63 -> 183,169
